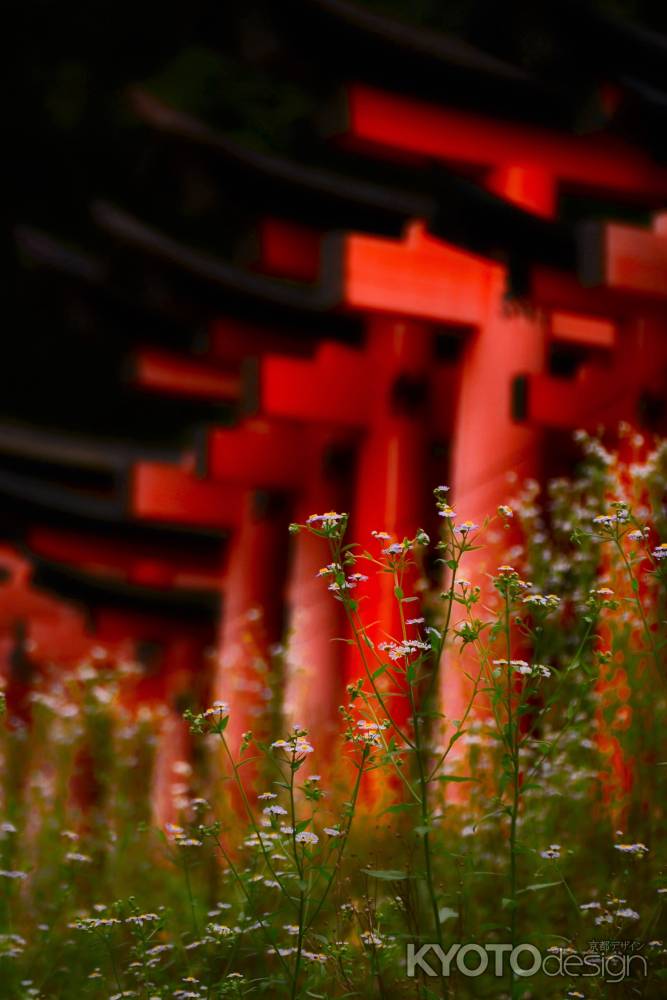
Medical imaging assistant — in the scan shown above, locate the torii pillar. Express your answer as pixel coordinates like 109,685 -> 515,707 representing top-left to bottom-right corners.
442,167 -> 554,763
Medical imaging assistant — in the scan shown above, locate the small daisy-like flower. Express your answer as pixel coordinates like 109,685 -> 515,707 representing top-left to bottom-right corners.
65,853 -> 92,864
126,913 -> 159,926
361,931 -> 384,948
456,520 -> 478,534
628,529 -> 647,542
653,543 -> 667,561
324,827 -> 342,837
593,514 -> 617,527
284,924 -> 300,935
280,825 -> 295,835
371,530 -> 391,540
203,701 -> 229,718
522,593 -> 560,609
580,901 -> 601,910
615,907 -> 640,920
208,923 -> 233,937
316,563 -> 341,578
307,511 -> 346,526
263,805 -> 288,816
406,617 -> 425,625
307,774 -> 321,782
0,870 -> 27,880
258,792 -> 277,800
496,565 -> 516,575
493,659 -> 531,675
540,848 -> 560,860
615,843 -> 649,855
295,831 -> 319,845
438,504 -> 456,519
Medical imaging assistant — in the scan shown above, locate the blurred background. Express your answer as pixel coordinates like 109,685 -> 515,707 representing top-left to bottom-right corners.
7,0 -> 667,819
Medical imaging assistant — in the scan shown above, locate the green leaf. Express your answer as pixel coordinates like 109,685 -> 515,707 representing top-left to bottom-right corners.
517,881 -> 563,895
380,802 -> 418,816
363,869 -> 409,880
437,774 -> 478,783
394,586 -> 404,600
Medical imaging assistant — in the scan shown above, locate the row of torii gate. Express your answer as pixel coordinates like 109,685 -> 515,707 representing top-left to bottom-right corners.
9,65 -> 667,823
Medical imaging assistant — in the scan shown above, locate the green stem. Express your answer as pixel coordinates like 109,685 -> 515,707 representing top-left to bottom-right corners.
304,747 -> 368,932
614,537 -> 665,687
288,758 -> 305,1000
503,593 -> 520,995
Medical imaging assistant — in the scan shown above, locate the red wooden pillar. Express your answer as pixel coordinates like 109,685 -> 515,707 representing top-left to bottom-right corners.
283,431 -> 347,750
148,628 -> 208,828
347,317 -> 432,729
202,416 -> 349,759
214,491 -> 287,755
443,168 -> 554,770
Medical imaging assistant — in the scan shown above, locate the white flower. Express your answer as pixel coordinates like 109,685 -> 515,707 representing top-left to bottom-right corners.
203,701 -> 229,718
295,831 -> 319,845
263,805 -> 288,816
455,521 -> 478,534
614,843 -> 649,855
323,827 -> 342,837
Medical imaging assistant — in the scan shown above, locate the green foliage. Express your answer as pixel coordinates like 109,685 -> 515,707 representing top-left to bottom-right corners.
0,431 -> 667,997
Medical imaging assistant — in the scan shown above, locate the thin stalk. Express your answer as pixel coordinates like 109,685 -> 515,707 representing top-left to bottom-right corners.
304,747 -> 368,931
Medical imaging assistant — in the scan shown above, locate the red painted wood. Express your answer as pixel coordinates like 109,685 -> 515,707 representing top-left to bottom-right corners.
486,165 -> 556,218
282,430 -> 348,757
131,462 -> 244,530
341,84 -> 667,201
550,311 -> 616,350
346,317 -> 433,732
206,419 -> 305,488
213,492 -> 288,758
256,218 -> 321,282
442,168 -> 550,791
261,342 -> 370,426
343,223 -> 490,324
595,222 -> 667,299
131,347 -> 240,402
27,526 -> 222,591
